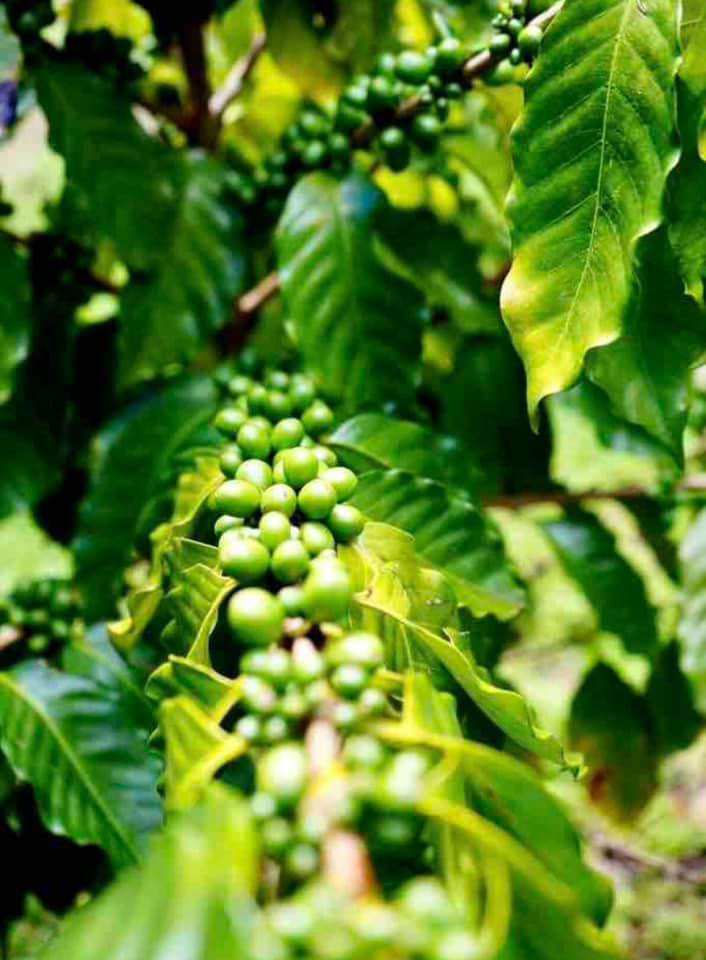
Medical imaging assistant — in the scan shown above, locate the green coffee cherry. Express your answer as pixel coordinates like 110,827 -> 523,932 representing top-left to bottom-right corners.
433,37 -> 466,75
397,878 -> 456,926
262,816 -> 293,857
279,585 -> 306,616
292,643 -> 325,684
300,522 -> 335,556
289,375 -> 317,412
509,47 -> 522,65
285,842 -> 319,879
359,687 -> 387,716
261,483 -> 298,517
219,533 -> 270,581
518,23 -> 543,57
264,390 -> 293,421
302,401 -> 334,437
236,714 -> 261,742
257,742 -> 308,809
219,443 -> 244,475
328,504 -> 364,542
486,58 -> 518,85
228,374 -> 252,396
258,648 -> 292,689
272,417 -> 305,450
237,421 -> 271,460
259,511 -> 292,550
241,676 -> 278,714
298,479 -> 337,519
395,50 -> 433,84
228,588 -> 285,646
433,930 -> 481,960
236,458 -> 273,491
312,445 -> 337,466
279,688 -> 308,719
302,557 -> 353,622
250,791 -> 277,820
322,467 -> 357,501
214,406 -> 247,435
380,126 -> 411,172
489,32 -> 512,55
411,112 -> 442,151
331,663 -> 368,699
328,632 -> 384,669
271,540 -> 310,584
213,479 -> 260,518
367,75 -> 397,110
266,370 -> 290,391
214,515 -> 243,537
247,383 -> 269,415
263,714 -> 290,744
343,735 -> 387,770
282,448 -> 319,489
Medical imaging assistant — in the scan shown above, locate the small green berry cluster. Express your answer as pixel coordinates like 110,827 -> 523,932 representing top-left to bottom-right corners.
0,579 -> 82,667
487,0 -> 542,84
226,37 -> 468,217
210,370 -> 364,644
254,875 -> 482,960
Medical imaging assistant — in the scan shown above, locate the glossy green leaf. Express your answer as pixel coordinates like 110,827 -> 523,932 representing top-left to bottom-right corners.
501,0 -> 680,420
390,672 -> 612,925
39,785 -> 259,960
543,507 -> 659,658
262,0 -> 394,98
160,697 -> 246,811
0,234 -> 30,405
35,62 -> 178,270
569,663 -> 657,820
677,508 -> 706,711
0,660 -> 162,867
277,174 -> 424,411
328,412 -> 484,497
377,209 -> 498,333
75,376 -> 219,619
147,656 -> 240,721
587,228 -> 706,458
668,7 -> 706,300
547,381 -> 671,494
119,155 -> 246,386
350,469 -> 524,618
165,561 -> 235,665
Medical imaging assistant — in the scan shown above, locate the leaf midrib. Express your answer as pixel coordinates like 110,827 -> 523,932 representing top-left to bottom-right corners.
0,672 -> 137,863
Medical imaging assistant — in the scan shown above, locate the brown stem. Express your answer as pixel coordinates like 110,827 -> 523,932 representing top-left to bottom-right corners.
176,17 -> 213,146
209,34 -> 266,126
484,475 -> 706,509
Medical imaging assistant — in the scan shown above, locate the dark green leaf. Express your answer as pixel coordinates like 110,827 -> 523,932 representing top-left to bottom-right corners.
165,560 -> 235,665
501,0 -> 680,421
119,155 -> 246,386
677,508 -> 706,711
277,174 -> 424,411
350,469 -> 524,618
569,663 -> 657,821
328,412 -> 484,496
0,660 -> 162,867
587,228 -> 706,459
74,376 -> 219,619
38,785 -> 258,960
35,62 -> 179,270
543,507 -> 659,658
0,234 -> 30,405
645,641 -> 701,755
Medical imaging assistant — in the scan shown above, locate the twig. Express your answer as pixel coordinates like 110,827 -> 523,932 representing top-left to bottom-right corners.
209,34 -> 266,122
485,475 -> 706,509
175,17 -> 213,146
593,834 -> 706,887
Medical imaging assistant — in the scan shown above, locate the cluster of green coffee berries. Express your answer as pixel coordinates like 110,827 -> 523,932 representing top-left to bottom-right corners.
210,370 -> 364,644
487,0 -> 542,85
0,578 -> 82,667
254,875 -> 482,960
226,37 -> 468,216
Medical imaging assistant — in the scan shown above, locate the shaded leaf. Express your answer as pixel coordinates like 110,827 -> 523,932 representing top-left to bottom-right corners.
35,61 -> 178,270
677,508 -> 706,711
543,507 -> 659,658
0,234 -> 30,405
328,412 -> 484,497
277,174 -> 424,412
587,228 -> 706,458
39,785 -> 259,960
119,155 -> 246,386
645,641 -> 701,756
75,376 -> 219,619
501,0 -> 680,420
146,656 -> 239,721
165,561 -> 235,665
0,660 -> 162,867
160,697 -> 245,811
569,663 -> 657,821
350,469 -> 524,618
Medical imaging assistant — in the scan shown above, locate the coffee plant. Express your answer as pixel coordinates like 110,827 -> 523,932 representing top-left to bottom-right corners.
1,0 -> 705,957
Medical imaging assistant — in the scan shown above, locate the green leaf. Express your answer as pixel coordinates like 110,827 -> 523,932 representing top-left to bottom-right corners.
376,209 -> 498,333
328,412 -> 484,497
350,469 -> 524,619
569,663 -> 657,820
501,0 -> 680,421
165,561 -> 235,665
668,8 -> 706,300
0,234 -> 30,405
146,656 -> 240,720
587,228 -> 706,458
261,0 -> 395,98
547,381 -> 671,494
119,155 -> 246,386
0,660 -> 162,867
543,507 -> 659,658
677,507 -> 706,711
0,511 -> 71,598
160,697 -> 246,811
35,62 -> 179,270
276,174 -> 424,411
38,785 -> 259,960
440,335 -> 550,495
645,641 -> 701,755
74,376 -> 219,619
